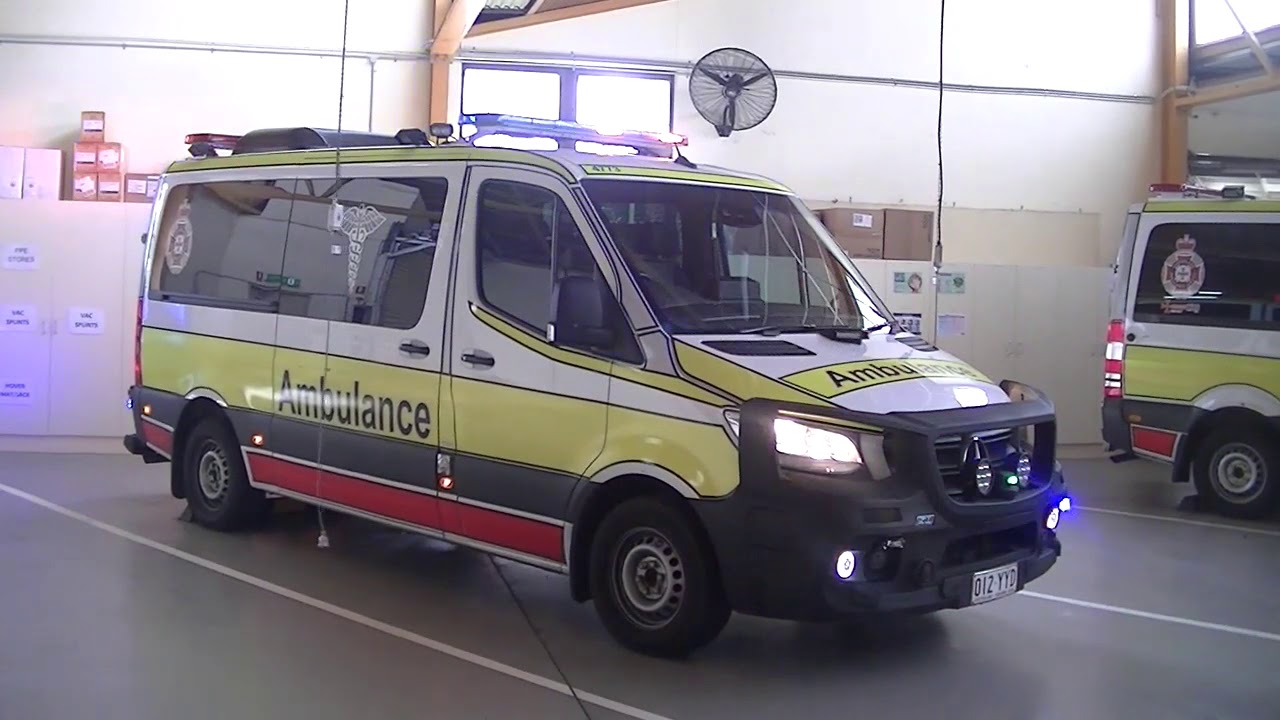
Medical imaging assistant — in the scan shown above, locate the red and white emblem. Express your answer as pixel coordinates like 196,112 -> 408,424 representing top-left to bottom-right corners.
1161,234 -> 1205,298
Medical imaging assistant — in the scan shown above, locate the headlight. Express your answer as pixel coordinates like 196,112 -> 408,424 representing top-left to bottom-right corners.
722,410 -> 888,477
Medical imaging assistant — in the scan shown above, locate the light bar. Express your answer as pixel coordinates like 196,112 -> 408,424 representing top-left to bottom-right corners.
458,113 -> 686,157
185,133 -> 241,150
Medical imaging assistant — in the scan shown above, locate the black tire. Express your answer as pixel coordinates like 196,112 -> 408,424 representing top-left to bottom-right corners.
181,415 -> 268,531
589,496 -> 730,658
1192,423 -> 1280,520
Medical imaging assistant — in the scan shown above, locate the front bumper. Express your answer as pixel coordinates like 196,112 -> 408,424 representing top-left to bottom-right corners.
695,380 -> 1067,621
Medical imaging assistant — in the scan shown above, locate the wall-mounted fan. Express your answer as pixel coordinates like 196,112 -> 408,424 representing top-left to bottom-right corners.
689,47 -> 778,138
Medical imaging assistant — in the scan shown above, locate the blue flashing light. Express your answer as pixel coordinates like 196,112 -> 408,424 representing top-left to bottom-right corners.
1059,497 -> 1072,513
458,113 -> 687,158
126,396 -> 134,410
1046,507 -> 1061,531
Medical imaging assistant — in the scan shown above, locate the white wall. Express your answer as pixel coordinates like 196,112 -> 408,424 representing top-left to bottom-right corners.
462,0 -> 1161,266
0,0 -> 433,176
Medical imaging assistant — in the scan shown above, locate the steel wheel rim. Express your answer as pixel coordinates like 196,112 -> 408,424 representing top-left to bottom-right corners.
1211,443 -> 1266,503
196,442 -> 230,506
613,528 -> 684,629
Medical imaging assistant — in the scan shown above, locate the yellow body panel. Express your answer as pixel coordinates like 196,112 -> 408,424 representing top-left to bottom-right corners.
1143,200 -> 1280,213
141,328 -> 276,414
588,406 -> 740,497
578,163 -> 790,193
1124,345 -> 1280,402
783,359 -> 990,399
673,341 -> 831,407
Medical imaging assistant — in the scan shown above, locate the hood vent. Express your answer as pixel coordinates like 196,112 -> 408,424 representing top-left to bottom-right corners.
702,339 -> 815,356
894,334 -> 938,352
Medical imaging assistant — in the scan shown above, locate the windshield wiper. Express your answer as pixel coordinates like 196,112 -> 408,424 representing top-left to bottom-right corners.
738,323 -> 850,336
862,321 -> 896,334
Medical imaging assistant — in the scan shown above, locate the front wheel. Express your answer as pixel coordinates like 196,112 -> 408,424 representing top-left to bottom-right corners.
1192,424 -> 1279,520
589,497 -> 730,658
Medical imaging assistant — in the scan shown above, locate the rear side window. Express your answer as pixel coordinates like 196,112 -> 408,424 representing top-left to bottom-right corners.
1133,222 -> 1280,330
283,176 -> 450,328
151,180 -> 294,311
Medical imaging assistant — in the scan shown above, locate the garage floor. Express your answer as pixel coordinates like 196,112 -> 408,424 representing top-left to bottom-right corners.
1,453 -> 1277,720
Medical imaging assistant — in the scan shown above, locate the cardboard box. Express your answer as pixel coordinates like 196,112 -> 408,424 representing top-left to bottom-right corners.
883,209 -> 935,261
22,148 -> 63,200
96,142 -> 124,172
72,171 -> 98,201
97,173 -> 124,202
0,146 -> 23,200
125,173 -> 160,203
819,207 -> 884,259
81,111 -> 106,142
73,142 -> 99,171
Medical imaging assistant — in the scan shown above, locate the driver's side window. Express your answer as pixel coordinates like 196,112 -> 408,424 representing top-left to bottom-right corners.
475,179 -> 637,360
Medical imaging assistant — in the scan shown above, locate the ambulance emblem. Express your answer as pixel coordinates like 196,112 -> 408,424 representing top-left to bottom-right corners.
339,204 -> 386,294
1161,234 -> 1205,298
165,197 -> 194,275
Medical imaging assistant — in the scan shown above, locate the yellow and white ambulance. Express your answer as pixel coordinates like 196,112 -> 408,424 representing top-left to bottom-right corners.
1103,183 -> 1280,519
124,115 -> 1069,656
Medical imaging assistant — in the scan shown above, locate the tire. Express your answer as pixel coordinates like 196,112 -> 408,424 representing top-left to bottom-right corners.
1192,423 -> 1280,520
181,416 -> 268,531
589,496 -> 730,658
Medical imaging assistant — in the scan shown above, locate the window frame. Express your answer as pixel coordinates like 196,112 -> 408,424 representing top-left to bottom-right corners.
471,174 -> 642,364
1132,220 -> 1280,332
460,62 -> 676,133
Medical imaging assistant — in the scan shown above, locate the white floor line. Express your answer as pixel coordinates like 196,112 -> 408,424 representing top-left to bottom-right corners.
1019,591 -> 1280,643
1075,504 -> 1280,538
0,482 -> 673,720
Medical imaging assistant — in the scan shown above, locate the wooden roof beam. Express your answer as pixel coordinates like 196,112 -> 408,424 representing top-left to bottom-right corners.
466,0 -> 669,38
432,0 -> 486,59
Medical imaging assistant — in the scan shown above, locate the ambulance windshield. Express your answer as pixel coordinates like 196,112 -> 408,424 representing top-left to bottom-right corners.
583,180 -> 893,335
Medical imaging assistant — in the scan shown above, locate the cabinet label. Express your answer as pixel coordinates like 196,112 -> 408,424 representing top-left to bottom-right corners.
68,307 -> 105,335
0,305 -> 38,332
2,244 -> 39,270
0,380 -> 34,405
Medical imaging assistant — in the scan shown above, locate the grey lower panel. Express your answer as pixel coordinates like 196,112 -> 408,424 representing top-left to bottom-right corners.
450,453 -> 579,522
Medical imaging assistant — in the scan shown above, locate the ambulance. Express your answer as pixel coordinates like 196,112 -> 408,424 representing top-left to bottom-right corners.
123,115 -> 1069,657
1103,183 -> 1280,519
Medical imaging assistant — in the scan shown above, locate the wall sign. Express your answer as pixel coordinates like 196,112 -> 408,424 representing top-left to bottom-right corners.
1,305 -> 38,332
2,244 -> 39,270
0,380 -> 34,405
896,312 -> 923,335
68,307 -> 105,335
893,272 -> 925,294
938,271 -> 967,295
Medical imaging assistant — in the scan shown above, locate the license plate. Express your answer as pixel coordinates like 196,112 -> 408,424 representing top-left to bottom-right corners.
971,563 -> 1019,605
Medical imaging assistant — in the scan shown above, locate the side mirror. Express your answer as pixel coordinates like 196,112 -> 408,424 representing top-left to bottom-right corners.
551,275 -> 615,350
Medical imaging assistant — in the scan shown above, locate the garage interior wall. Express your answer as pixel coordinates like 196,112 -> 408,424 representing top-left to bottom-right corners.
458,0 -> 1161,268
0,0 -> 435,177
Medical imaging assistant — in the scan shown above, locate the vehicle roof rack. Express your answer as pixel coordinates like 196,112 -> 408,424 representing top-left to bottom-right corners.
230,127 -> 425,155
458,113 -> 687,159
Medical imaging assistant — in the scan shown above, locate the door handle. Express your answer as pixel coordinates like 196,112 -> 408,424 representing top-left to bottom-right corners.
460,350 -> 495,368
398,339 -> 431,357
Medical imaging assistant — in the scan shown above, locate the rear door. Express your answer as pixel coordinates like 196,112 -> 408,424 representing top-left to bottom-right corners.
1122,211 -> 1280,454
282,164 -> 464,533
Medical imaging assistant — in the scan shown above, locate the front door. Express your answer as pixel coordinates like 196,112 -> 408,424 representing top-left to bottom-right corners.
281,164 -> 465,533
445,166 -> 613,567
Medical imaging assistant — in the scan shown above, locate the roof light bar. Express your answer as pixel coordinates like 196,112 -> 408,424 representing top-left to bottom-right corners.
185,133 -> 241,150
1148,183 -> 1253,200
458,113 -> 686,157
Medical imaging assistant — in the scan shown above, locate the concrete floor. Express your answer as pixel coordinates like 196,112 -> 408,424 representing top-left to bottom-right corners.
1,453 -> 1277,720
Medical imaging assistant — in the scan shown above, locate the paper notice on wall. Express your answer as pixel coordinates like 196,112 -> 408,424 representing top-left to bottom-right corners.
938,313 -> 967,337
938,271 -> 967,294
896,312 -> 923,335
893,272 -> 925,294
68,307 -> 105,334
0,305 -> 38,332
0,379 -> 34,405
2,244 -> 39,270
851,213 -> 875,229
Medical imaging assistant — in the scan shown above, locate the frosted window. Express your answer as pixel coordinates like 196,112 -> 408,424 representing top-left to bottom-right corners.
462,68 -> 561,120
575,74 -> 672,133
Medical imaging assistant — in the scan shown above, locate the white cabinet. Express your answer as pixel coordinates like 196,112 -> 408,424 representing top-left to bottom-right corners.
0,201 -> 151,441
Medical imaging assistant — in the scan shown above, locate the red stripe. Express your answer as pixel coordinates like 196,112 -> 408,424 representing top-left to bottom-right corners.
451,502 -> 563,562
1132,426 -> 1177,458
141,423 -> 172,454
247,453 -> 561,562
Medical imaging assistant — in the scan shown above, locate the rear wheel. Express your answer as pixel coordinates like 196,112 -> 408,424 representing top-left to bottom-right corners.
589,497 -> 730,658
181,416 -> 268,531
1192,424 -> 1279,520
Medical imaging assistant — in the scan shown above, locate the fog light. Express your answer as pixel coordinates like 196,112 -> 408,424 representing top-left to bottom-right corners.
1046,507 -> 1060,531
1059,497 -> 1072,512
835,550 -> 857,580
126,397 -> 134,410
975,459 -> 993,495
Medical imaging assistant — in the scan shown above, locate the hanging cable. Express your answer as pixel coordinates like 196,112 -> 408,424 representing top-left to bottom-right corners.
932,0 -> 946,342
